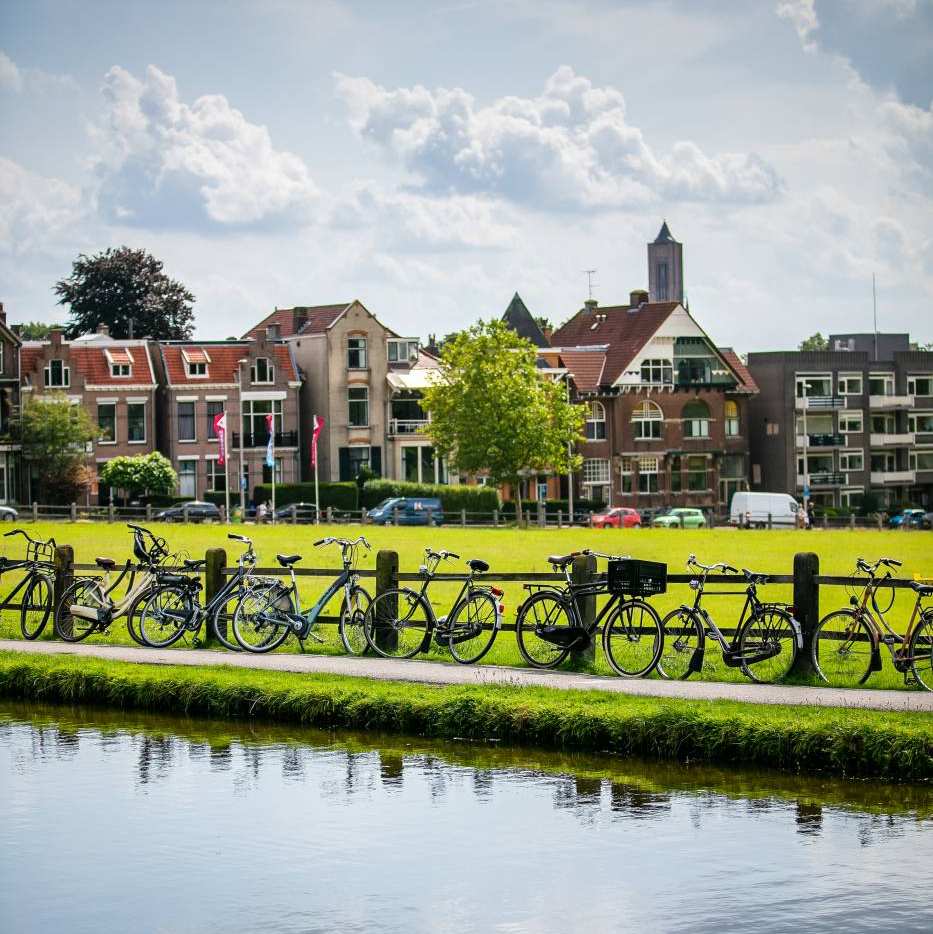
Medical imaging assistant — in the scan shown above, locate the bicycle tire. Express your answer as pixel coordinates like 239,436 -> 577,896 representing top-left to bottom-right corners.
232,583 -> 293,653
139,584 -> 193,648
364,588 -> 432,659
811,609 -> 875,687
125,590 -> 152,647
54,579 -> 103,642
602,598 -> 663,678
447,590 -> 498,665
736,607 -> 798,683
515,591 -> 573,669
20,573 -> 53,640
908,610 -> 933,692
871,573 -> 896,616
657,608 -> 704,680
339,585 -> 372,656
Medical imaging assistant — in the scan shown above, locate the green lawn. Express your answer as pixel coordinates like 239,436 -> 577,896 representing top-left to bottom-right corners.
2,521 -> 931,689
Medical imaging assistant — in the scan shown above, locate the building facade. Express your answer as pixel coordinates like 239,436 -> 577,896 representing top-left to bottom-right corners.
0,305 -> 22,504
747,334 -> 933,509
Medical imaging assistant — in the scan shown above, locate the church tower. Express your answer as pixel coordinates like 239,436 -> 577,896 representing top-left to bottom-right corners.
647,221 -> 683,303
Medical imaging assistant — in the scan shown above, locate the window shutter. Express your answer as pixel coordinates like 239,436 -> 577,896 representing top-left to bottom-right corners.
338,447 -> 351,482
370,446 -> 382,477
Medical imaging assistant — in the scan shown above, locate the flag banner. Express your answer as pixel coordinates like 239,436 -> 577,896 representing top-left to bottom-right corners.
265,413 -> 275,468
213,412 -> 227,466
311,415 -> 324,468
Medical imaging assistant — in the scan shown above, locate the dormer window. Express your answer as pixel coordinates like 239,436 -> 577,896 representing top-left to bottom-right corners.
251,357 -> 274,384
105,347 -> 134,379
188,361 -> 207,377
45,359 -> 70,388
112,363 -> 131,377
387,339 -> 419,364
182,348 -> 211,379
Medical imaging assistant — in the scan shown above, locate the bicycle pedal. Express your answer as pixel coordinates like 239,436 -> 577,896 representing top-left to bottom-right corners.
903,674 -> 919,688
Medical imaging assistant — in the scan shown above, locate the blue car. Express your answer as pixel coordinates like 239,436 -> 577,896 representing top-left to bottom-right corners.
888,509 -> 931,530
367,497 -> 445,526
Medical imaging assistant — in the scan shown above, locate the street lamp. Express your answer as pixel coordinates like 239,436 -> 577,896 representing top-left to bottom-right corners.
801,380 -> 813,514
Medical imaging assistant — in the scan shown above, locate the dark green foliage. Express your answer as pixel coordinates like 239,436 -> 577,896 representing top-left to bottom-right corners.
252,482 -> 359,510
11,321 -> 53,340
798,332 -> 829,351
500,499 -> 602,517
360,479 -> 499,512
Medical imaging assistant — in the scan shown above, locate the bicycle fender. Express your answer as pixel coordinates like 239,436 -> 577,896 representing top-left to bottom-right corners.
870,646 -> 884,673
688,646 -> 705,674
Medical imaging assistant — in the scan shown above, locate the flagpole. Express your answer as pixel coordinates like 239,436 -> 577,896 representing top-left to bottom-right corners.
223,409 -> 231,523
270,411 -> 276,524
314,451 -> 320,526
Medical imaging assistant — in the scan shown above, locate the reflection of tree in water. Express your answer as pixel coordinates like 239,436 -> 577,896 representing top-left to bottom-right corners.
209,741 -> 233,772
610,782 -> 671,819
795,800 -> 823,835
379,751 -> 404,788
471,769 -> 493,801
344,751 -> 376,798
53,726 -> 80,759
137,734 -> 175,785
856,812 -> 908,848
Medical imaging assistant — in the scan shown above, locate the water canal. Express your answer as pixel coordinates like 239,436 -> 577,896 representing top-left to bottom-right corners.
1,702 -> 931,933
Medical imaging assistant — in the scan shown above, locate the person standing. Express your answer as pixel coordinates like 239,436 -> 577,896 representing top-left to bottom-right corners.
257,501 -> 268,524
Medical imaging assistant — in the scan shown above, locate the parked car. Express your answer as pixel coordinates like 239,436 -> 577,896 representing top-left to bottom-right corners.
652,507 -> 706,529
888,509 -> 931,530
274,502 -> 319,523
155,501 -> 221,523
730,491 -> 800,528
591,506 -> 641,529
0,506 -> 17,522
367,497 -> 445,526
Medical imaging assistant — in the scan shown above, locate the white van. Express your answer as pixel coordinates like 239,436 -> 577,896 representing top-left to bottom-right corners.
730,492 -> 801,528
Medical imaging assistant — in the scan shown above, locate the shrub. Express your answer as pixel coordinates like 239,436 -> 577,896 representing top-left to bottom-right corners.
361,480 -> 499,512
252,482 -> 358,511
500,498 -> 601,517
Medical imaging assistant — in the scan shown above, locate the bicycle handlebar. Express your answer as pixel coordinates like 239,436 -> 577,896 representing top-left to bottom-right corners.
687,555 -> 738,574
425,548 -> 459,561
3,528 -> 56,549
856,556 -> 902,575
582,549 -> 632,562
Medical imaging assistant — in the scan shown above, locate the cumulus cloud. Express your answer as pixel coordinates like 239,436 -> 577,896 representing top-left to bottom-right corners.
0,51 -> 22,91
334,66 -> 783,211
776,0 -> 818,51
0,157 -> 82,254
92,65 -> 318,229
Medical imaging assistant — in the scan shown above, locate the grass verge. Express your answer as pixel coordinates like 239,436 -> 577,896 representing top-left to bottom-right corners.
1,650 -> 930,782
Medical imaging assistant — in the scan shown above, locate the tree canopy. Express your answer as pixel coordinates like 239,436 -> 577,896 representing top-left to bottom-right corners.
422,319 -> 583,521
798,332 -> 829,351
11,321 -> 53,340
99,452 -> 177,502
55,246 -> 195,340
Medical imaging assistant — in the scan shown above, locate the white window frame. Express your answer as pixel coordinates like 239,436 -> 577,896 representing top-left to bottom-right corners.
868,372 -> 895,397
127,400 -> 147,445
347,337 -> 368,370
97,401 -> 117,445
111,362 -> 132,379
639,358 -> 673,386
909,449 -> 933,471
724,400 -> 740,437
795,373 -> 832,398
187,361 -> 208,378
632,400 -> 663,440
838,373 -> 863,396
585,401 -> 606,441
582,458 -> 610,485
637,456 -> 659,493
909,411 -> 933,434
682,401 -> 710,439
839,410 -> 863,434
840,449 -> 864,472
908,375 -> 933,397
177,400 -> 197,443
250,357 -> 274,385
177,458 -> 198,498
387,338 -> 419,364
45,359 -> 70,388
348,386 -> 369,428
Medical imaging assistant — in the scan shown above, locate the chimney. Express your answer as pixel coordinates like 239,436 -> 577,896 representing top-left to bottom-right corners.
97,323 -> 110,336
583,299 -> 598,315
50,327 -> 64,347
629,289 -> 648,308
0,302 -> 5,324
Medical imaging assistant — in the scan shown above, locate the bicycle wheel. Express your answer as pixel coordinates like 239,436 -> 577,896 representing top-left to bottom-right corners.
602,598 -> 663,678
447,590 -> 498,665
657,608 -> 704,680
364,588 -> 431,659
339,585 -> 372,656
125,591 -> 150,647
811,610 -> 875,687
232,583 -> 293,653
908,611 -> 933,692
211,579 -> 281,652
20,573 -> 53,640
139,585 -> 192,648
54,579 -> 103,642
737,608 -> 799,683
515,591 -> 574,669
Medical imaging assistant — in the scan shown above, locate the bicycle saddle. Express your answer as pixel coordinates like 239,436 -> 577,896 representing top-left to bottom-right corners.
183,558 -> 206,571
911,581 -> 933,596
276,554 -> 302,567
95,557 -> 117,571
547,554 -> 576,568
743,569 -> 768,585
467,558 -> 489,574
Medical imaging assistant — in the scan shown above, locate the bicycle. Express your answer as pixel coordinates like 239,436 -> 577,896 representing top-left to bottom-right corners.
137,533 -> 281,650
514,550 -> 665,677
54,525 -> 178,644
363,548 -> 504,663
811,556 -> 933,689
232,536 -> 372,654
0,529 -> 56,640
657,555 -> 802,683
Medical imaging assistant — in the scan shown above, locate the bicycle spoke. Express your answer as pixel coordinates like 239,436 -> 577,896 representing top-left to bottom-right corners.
603,599 -> 662,678
448,592 -> 498,665
812,611 -> 874,687
738,609 -> 798,683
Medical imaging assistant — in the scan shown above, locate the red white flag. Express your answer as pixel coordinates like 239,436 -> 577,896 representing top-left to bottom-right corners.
311,415 -> 324,468
265,413 -> 275,467
213,412 -> 227,466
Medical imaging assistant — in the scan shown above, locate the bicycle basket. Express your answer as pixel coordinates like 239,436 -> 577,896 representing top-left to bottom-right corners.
27,539 -> 55,565
607,559 -> 667,597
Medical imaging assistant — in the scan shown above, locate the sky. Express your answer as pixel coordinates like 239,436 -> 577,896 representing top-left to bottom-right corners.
1,0 -> 931,351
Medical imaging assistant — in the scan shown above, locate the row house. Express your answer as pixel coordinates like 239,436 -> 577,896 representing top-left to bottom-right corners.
19,325 -> 158,502
154,335 -> 302,503
747,334 -> 933,509
0,304 -> 22,504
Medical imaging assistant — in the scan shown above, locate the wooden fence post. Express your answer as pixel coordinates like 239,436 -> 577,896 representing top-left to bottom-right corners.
326,506 -> 334,524
569,552 -> 597,668
108,502 -> 115,523
790,551 -> 819,677
32,502 -> 38,523
493,508 -> 499,528
52,544 -> 74,641
202,547 -> 227,647
146,502 -> 153,521
461,507 -> 466,528
70,502 -> 77,522
374,549 -> 399,654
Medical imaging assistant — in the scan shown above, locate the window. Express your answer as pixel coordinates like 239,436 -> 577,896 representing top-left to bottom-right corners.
632,400 -> 663,439
45,359 -> 69,388
206,459 -> 226,492
585,401 -> 606,440
188,361 -> 207,378
182,348 -> 210,378
348,387 -> 369,427
262,456 -> 283,485
766,422 -> 780,436
840,450 -> 864,472
0,342 -> 4,374
686,455 -> 707,491
97,403 -> 116,443
910,451 -> 933,471
640,359 -> 673,385
637,457 -> 659,493
868,373 -> 894,396
402,445 -> 446,484
348,337 -> 367,370
909,412 -> 933,434
838,373 -> 863,395
178,402 -> 196,442
839,411 -> 863,433
669,455 -> 682,492
127,403 -> 146,443
620,458 -> 633,494
206,401 -> 224,439
582,459 -> 610,485
795,375 -> 831,398
178,460 -> 196,498
242,399 -> 282,442
111,363 -> 132,378
870,413 -> 893,434
250,357 -> 274,384
682,400 -> 710,438
656,262 -> 669,301
720,453 -> 745,479
724,400 -> 739,437
387,339 -> 419,364
908,375 -> 933,397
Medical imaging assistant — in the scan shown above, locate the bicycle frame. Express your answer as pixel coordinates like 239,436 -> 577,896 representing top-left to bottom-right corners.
70,561 -> 160,626
524,571 -> 626,648
409,561 -> 500,647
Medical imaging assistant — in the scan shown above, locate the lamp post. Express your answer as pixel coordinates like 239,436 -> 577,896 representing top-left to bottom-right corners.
801,380 -> 813,513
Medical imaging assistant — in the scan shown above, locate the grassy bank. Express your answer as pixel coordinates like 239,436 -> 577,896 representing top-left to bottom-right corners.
1,651 -> 931,781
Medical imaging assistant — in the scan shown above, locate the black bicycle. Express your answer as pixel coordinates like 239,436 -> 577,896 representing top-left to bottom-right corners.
658,555 -> 802,683
514,550 -> 665,676
0,530 -> 56,640
363,548 -> 504,664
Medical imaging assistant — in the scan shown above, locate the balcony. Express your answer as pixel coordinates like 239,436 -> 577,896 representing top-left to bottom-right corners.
869,394 -> 914,410
796,472 -> 845,488
869,432 -> 916,447
795,396 -> 845,411
231,430 -> 298,449
870,469 -> 916,485
388,418 -> 429,437
795,433 -> 846,448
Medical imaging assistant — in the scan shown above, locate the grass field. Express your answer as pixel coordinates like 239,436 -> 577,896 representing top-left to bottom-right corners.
1,521 -> 931,689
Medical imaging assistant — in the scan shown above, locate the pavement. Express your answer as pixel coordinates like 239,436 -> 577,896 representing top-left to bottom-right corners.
1,639 -> 931,713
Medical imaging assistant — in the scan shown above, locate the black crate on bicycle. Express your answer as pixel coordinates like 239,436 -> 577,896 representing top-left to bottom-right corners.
607,559 -> 667,597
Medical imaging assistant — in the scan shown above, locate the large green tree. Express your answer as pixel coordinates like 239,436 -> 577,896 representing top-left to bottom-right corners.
16,393 -> 97,503
99,452 -> 178,504
11,321 -> 53,340
422,320 -> 583,522
55,247 -> 195,340
798,332 -> 829,351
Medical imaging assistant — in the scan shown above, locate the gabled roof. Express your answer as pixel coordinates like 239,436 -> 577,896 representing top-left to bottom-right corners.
243,304 -> 351,340
160,342 -> 298,386
557,347 -> 608,393
502,292 -> 549,348
20,338 -> 156,388
654,220 -> 677,244
719,347 -> 759,394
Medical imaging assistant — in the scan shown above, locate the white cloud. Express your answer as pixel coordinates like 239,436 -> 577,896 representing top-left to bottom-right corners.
0,49 -> 78,94
0,51 -> 22,91
776,0 -> 818,51
92,65 -> 318,229
335,66 -> 783,212
0,157 -> 82,254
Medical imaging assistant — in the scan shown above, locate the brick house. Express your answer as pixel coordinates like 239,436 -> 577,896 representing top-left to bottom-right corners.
0,304 -> 23,503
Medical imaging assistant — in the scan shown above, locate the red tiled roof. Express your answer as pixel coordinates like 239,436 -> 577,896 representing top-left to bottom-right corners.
21,341 -> 156,387
719,347 -> 759,394
105,347 -> 134,365
558,348 -> 607,393
182,347 -> 211,364
243,304 -> 349,339
161,343 -> 298,385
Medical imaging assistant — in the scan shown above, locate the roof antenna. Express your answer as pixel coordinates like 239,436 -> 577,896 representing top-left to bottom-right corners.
584,269 -> 597,300
872,273 -> 878,362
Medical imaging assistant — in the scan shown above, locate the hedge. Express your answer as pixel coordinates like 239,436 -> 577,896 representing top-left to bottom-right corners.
361,479 -> 499,512
252,482 -> 359,510
500,498 -> 602,516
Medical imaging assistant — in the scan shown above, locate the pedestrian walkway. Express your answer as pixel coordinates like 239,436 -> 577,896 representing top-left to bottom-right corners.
1,639 -> 930,712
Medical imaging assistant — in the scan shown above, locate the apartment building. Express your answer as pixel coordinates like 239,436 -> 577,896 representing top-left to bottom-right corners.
154,334 -> 301,501
747,334 -> 933,509
19,325 -> 158,503
0,304 -> 22,503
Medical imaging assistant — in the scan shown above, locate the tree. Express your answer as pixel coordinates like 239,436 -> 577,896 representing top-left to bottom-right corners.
798,332 -> 828,351
55,247 -> 195,340
99,452 -> 177,503
422,320 -> 583,523
11,321 -> 53,340
534,316 -> 554,333
15,393 -> 97,503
